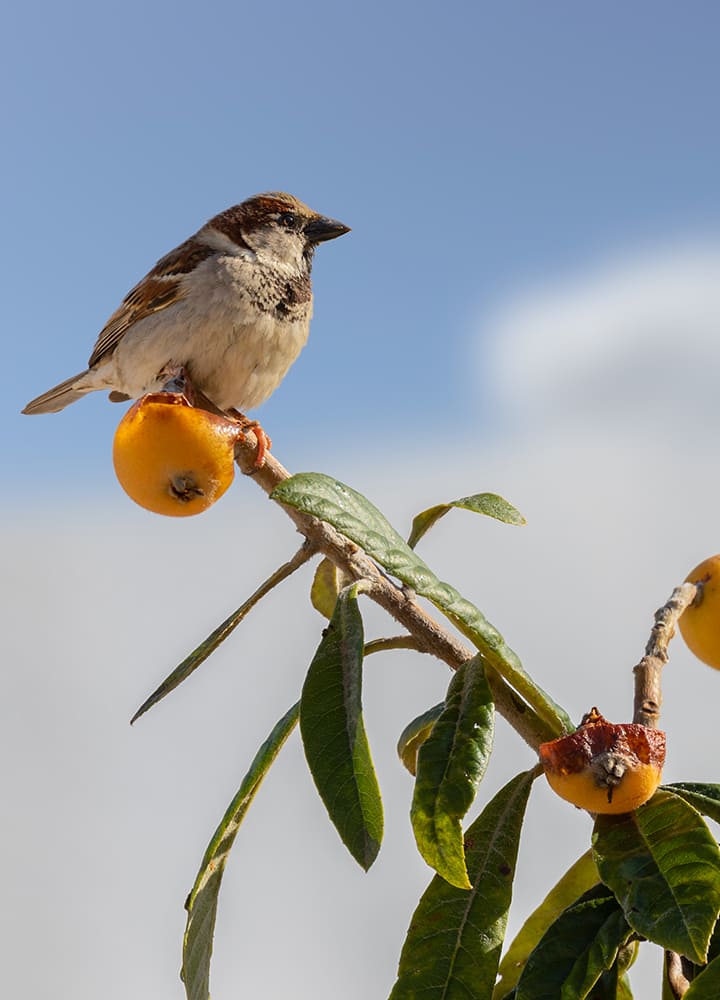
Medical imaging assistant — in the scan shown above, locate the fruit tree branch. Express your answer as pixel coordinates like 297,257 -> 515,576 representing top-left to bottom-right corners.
235,432 -> 552,750
632,582 -> 698,727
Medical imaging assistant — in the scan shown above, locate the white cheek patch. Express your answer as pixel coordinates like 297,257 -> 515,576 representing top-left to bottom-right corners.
250,229 -> 306,273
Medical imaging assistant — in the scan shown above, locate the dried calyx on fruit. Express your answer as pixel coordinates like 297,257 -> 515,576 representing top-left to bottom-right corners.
539,707 -> 665,815
113,392 -> 243,517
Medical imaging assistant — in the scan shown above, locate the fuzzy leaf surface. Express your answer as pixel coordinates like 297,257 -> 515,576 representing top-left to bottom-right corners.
494,850 -> 600,998
411,657 -> 494,888
397,703 -> 444,776
593,790 -> 720,963
181,702 -> 299,1000
515,885 -> 632,1000
408,493 -> 526,549
300,584 -> 383,870
389,769 -> 534,1000
271,474 -> 571,738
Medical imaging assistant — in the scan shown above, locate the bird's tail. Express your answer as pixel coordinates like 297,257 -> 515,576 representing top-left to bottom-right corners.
22,371 -> 95,414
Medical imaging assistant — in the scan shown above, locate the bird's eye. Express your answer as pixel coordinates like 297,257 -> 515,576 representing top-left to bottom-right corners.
278,211 -> 297,228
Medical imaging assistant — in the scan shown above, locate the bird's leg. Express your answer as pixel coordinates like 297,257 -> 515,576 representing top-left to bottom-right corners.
226,409 -> 272,469
158,366 -> 224,417
158,364 -> 194,401
156,366 -> 270,469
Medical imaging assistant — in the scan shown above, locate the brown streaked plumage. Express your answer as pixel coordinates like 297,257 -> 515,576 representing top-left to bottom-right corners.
23,192 -> 349,417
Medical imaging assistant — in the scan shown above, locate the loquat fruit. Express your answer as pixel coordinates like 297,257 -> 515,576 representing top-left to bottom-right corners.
679,555 -> 720,669
113,393 -> 242,517
539,708 -> 665,815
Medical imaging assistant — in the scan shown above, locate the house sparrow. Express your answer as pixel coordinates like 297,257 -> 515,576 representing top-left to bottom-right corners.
23,193 -> 350,423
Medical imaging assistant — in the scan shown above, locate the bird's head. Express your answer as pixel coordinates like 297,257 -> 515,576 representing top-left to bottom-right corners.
209,193 -> 350,272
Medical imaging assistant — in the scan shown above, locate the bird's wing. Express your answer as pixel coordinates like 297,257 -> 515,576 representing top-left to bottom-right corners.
88,239 -> 216,367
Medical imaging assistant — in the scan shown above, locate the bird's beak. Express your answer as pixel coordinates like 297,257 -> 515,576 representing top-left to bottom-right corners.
304,215 -> 351,244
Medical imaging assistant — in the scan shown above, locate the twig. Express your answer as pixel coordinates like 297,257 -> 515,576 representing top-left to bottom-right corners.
234,434 -> 554,750
364,636 -> 427,656
664,950 -> 692,998
632,582 -> 698,727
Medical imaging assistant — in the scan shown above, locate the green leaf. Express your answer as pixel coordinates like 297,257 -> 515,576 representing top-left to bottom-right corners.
593,790 -> 720,963
408,493 -> 526,549
310,557 -> 348,619
389,769 -> 535,1000
271,474 -> 571,739
181,702 -> 299,1000
616,974 -> 635,1000
593,958 -> 636,1000
300,583 -> 383,870
494,850 -> 600,998
397,703 -> 444,776
131,548 -> 311,723
664,783 -> 720,826
410,657 -> 494,888
514,886 -> 632,1000
685,954 -> 720,998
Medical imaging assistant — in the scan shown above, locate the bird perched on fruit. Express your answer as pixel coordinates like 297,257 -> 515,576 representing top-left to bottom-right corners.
23,192 -> 350,423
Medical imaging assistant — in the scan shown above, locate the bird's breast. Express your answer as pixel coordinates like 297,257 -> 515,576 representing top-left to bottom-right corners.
103,254 -> 314,412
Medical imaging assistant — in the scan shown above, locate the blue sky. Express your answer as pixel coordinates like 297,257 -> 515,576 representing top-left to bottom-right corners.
6,2 -> 720,486
6,5 -> 720,999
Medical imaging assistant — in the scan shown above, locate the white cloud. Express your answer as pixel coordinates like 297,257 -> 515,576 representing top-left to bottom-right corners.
484,241 -> 720,433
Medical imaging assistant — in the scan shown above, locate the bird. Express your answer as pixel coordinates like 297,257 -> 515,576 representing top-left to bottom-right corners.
22,193 -> 350,435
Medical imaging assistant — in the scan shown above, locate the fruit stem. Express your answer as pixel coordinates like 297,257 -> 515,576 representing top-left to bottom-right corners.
632,582 -> 699,727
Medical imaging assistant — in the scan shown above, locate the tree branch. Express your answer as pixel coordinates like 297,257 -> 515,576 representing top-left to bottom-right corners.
632,582 -> 698,727
235,434 -> 552,750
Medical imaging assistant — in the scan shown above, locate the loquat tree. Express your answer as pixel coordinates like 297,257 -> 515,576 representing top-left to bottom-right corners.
114,388 -> 720,1000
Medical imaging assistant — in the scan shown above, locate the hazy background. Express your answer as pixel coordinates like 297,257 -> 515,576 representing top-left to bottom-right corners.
4,3 -> 720,997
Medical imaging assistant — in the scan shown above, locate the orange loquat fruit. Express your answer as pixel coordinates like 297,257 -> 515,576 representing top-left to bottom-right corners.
539,708 -> 665,814
679,555 -> 720,669
113,392 -> 243,517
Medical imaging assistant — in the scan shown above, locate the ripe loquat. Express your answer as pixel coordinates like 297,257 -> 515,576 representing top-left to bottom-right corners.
679,555 -> 720,669
113,393 -> 242,517
539,708 -> 665,814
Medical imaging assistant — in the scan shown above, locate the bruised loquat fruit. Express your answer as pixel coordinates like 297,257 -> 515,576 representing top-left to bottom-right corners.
539,708 -> 665,814
679,555 -> 720,669
113,393 -> 243,517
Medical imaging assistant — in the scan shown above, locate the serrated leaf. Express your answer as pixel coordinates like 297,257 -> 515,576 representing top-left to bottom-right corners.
300,584 -> 383,870
408,493 -> 526,549
684,953 -> 720,998
494,850 -> 600,998
389,769 -> 535,1000
514,886 -> 632,1000
593,790 -> 720,963
271,474 -> 571,738
397,703 -> 444,776
664,783 -> 720,826
680,918 -> 720,988
411,657 -> 494,888
181,702 -> 299,1000
310,557 -> 348,619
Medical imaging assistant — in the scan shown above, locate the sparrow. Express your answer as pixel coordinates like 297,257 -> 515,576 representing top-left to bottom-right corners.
23,193 -> 350,426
